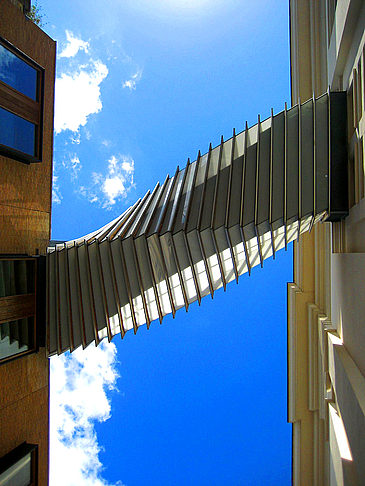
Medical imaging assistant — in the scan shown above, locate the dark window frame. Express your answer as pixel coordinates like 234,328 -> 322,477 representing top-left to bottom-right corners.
0,36 -> 44,164
0,442 -> 38,486
0,256 -> 38,365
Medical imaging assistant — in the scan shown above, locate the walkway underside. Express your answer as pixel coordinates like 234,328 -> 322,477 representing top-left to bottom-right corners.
47,91 -> 347,355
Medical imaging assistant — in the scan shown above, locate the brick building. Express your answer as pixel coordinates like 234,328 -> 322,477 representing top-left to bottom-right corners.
0,1 -> 55,484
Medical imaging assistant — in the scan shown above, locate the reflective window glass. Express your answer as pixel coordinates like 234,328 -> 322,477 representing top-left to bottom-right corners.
0,451 -> 31,486
0,259 -> 36,363
0,107 -> 36,156
0,318 -> 35,362
0,43 -> 38,100
0,444 -> 37,486
0,260 -> 35,296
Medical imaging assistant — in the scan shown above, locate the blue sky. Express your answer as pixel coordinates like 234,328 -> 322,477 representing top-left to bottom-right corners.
43,1 -> 293,484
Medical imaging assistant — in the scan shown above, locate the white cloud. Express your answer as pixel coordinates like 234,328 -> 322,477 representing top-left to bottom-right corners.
78,154 -> 135,209
55,60 -> 108,134
122,69 -> 142,91
52,162 -> 62,205
62,154 -> 82,181
70,133 -> 81,145
59,31 -> 89,58
84,128 -> 92,140
121,159 -> 134,174
49,341 -> 125,486
52,174 -> 62,205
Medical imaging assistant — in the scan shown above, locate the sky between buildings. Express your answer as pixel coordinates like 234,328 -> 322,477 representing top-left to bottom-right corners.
42,1 -> 293,484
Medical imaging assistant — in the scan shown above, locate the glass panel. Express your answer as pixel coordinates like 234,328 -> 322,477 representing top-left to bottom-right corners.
0,451 -> 31,486
186,154 -> 208,232
0,259 -> 36,361
0,107 -> 36,156
0,43 -> 38,100
286,105 -> 299,221
234,130 -> 245,158
221,138 -> 232,169
0,318 -> 35,361
207,145 -> 220,179
0,260 -> 35,297
181,161 -> 197,226
1,260 -> 16,296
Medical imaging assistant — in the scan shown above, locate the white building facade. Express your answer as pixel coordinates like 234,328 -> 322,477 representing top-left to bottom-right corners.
289,1 -> 365,484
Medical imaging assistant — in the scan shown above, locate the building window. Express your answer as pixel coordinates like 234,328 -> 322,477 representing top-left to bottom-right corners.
0,258 -> 37,364
0,443 -> 38,486
0,37 -> 43,164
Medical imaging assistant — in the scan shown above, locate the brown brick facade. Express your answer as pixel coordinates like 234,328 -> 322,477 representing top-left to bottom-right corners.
0,1 -> 56,484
